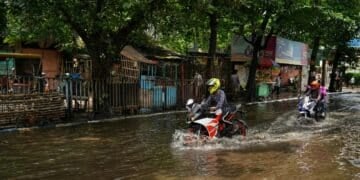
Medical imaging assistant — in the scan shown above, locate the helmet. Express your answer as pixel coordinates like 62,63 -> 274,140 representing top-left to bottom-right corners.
206,78 -> 220,94
310,80 -> 320,90
185,99 -> 194,111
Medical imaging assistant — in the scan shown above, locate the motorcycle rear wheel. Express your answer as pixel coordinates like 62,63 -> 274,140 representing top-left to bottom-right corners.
232,119 -> 248,137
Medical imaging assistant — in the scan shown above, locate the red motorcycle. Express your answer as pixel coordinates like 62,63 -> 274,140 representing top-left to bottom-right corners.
184,99 -> 248,144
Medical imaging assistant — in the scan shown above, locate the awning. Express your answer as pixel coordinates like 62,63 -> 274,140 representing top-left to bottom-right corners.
0,52 -> 42,60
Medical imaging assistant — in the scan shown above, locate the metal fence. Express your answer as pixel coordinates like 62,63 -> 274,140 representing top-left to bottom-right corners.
0,74 -> 229,122
63,77 -> 207,117
57,77 -> 181,117
178,79 -> 206,104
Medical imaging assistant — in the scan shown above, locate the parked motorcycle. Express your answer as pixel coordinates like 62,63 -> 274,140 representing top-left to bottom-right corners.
297,95 -> 326,123
183,99 -> 248,145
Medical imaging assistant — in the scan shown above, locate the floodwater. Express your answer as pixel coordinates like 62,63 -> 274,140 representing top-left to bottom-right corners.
0,93 -> 359,179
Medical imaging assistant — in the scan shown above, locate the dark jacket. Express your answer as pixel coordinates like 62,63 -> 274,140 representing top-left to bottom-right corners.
204,89 -> 229,112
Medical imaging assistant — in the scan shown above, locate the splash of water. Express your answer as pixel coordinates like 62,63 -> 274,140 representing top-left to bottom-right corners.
172,93 -> 360,152
171,130 -> 246,150
171,111 -> 329,151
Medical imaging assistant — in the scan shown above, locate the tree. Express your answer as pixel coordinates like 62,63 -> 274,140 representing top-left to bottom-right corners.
229,0 -> 307,102
150,0 -> 234,79
5,0 -> 166,79
253,0 -> 360,93
5,0 -> 77,50
321,0 -> 360,91
277,4 -> 328,83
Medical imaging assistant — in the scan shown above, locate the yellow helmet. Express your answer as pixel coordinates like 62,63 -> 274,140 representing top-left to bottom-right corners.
206,78 -> 220,94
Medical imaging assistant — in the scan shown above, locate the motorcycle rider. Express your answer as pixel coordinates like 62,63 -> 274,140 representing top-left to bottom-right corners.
202,78 -> 238,135
184,78 -> 246,138
304,80 -> 326,116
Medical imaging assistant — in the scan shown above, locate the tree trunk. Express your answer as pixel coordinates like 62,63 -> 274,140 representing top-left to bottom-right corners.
308,36 -> 320,83
86,42 -> 113,80
328,47 -> 341,92
244,9 -> 273,102
206,11 -> 218,80
321,57 -> 326,86
246,37 -> 262,102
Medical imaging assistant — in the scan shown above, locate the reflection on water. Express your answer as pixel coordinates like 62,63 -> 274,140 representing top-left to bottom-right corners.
0,93 -> 359,179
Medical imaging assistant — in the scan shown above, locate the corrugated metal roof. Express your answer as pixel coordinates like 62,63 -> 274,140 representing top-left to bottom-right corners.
120,45 -> 158,64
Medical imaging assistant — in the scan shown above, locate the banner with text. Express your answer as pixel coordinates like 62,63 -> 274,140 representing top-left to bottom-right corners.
275,37 -> 308,65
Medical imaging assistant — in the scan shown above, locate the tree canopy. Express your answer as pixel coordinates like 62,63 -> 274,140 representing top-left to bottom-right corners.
2,0 -> 360,99
4,0 -> 167,77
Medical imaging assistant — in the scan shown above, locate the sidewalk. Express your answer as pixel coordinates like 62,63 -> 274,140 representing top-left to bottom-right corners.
234,87 -> 359,106
243,91 -> 300,105
342,86 -> 360,93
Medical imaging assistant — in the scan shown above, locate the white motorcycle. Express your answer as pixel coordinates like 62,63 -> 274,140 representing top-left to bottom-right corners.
297,95 -> 326,123
183,99 -> 248,145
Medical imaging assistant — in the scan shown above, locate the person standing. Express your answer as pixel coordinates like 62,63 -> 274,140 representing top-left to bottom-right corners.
335,70 -> 341,91
192,72 -> 203,101
231,69 -> 240,99
350,76 -> 355,89
272,73 -> 281,97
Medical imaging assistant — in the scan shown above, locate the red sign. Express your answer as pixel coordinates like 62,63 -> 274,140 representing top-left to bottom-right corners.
259,36 -> 276,68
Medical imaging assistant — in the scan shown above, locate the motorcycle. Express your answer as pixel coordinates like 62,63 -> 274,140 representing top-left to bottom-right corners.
297,95 -> 326,123
183,99 -> 248,145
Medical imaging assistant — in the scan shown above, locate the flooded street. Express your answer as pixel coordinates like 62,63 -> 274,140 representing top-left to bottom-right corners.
0,93 -> 359,179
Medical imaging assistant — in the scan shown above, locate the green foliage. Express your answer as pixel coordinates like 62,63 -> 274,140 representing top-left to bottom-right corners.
0,1 -> 7,42
4,0 -> 76,50
344,73 -> 360,86
3,0 -> 170,78
149,0 -> 236,53
278,0 -> 360,47
2,0 -> 360,62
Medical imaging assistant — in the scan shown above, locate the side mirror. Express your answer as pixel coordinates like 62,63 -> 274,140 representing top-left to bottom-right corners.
236,104 -> 242,110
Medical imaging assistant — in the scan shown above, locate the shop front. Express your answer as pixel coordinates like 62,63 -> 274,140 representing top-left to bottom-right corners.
231,35 -> 309,99
255,37 -> 277,99
275,37 -> 309,92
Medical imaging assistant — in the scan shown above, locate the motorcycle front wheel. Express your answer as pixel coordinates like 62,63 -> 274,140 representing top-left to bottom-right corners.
188,124 -> 208,137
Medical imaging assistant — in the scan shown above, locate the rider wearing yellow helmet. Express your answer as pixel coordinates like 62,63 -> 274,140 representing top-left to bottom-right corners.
203,78 -> 229,113
207,78 -> 221,95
